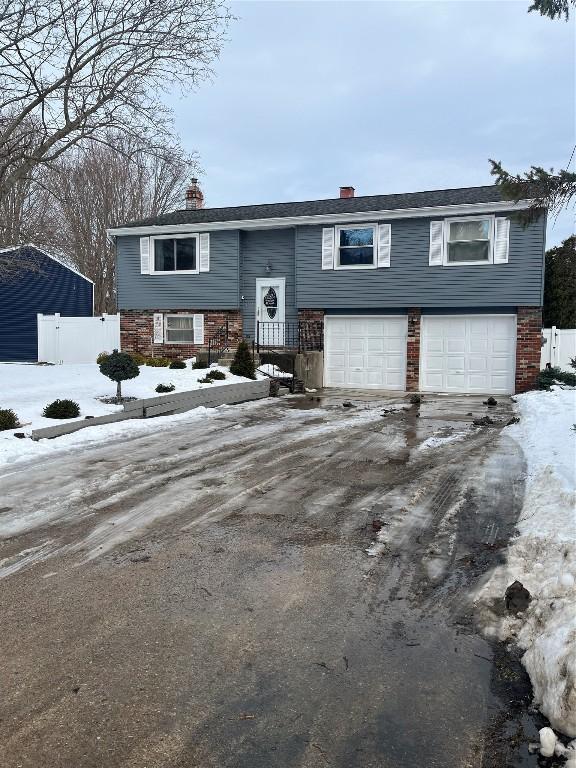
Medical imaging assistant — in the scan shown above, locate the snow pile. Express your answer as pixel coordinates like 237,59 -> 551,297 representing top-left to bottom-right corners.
418,430 -> 468,450
478,387 -> 576,738
258,363 -> 293,378
0,362 -> 262,467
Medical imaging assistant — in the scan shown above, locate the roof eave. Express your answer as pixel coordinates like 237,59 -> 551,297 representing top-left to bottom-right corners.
107,199 -> 537,237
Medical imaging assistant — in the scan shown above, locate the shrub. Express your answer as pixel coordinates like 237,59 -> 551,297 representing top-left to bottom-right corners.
192,359 -> 208,369
43,399 -> 80,419
99,349 -> 140,398
129,352 -> 148,366
96,351 -> 110,365
198,376 -> 213,384
169,359 -> 187,369
537,366 -> 576,390
146,357 -> 171,367
229,340 -> 256,380
206,369 -> 226,381
0,408 -> 19,431
155,383 -> 175,393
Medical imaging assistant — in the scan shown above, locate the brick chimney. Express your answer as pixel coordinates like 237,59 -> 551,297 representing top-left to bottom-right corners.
339,186 -> 355,199
185,178 -> 204,209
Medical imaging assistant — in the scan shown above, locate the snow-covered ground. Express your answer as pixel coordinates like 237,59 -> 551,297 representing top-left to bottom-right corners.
0,362 -> 261,467
477,387 -> 576,744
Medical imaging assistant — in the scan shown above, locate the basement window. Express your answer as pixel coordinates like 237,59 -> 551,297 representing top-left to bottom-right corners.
165,315 -> 194,343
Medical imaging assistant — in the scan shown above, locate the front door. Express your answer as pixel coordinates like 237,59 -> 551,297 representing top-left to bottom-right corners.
255,277 -> 286,346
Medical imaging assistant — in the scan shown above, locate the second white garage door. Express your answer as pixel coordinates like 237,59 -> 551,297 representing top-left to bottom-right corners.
324,316 -> 407,389
420,315 -> 516,394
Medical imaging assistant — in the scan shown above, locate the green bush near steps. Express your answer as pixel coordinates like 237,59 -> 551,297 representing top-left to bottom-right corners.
169,359 -> 187,369
146,357 -> 171,367
0,408 -> 19,431
155,383 -> 175,393
43,399 -> 80,419
206,369 -> 226,381
192,360 -> 208,370
229,340 -> 256,380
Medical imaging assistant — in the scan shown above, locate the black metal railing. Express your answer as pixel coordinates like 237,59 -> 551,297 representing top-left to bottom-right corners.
207,320 -> 229,364
256,321 -> 323,353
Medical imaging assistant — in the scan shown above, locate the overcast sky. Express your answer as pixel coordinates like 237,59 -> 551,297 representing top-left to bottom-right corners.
168,0 -> 575,247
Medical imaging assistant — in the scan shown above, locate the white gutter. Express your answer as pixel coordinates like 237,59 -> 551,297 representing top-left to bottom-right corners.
107,199 -> 534,237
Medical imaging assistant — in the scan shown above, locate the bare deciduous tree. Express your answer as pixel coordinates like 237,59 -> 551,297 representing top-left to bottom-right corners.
48,135 -> 196,312
0,0 -> 229,197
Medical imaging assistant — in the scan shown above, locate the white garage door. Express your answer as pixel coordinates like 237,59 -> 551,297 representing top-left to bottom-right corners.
420,315 -> 516,394
324,316 -> 407,390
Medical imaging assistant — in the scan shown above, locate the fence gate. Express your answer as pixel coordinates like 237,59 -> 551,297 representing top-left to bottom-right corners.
38,313 -> 120,364
541,327 -> 576,372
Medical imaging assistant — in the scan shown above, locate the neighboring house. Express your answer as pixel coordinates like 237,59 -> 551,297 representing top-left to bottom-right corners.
0,245 -> 94,362
109,182 -> 545,394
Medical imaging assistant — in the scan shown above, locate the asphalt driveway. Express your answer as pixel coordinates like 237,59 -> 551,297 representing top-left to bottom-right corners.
0,392 -> 540,767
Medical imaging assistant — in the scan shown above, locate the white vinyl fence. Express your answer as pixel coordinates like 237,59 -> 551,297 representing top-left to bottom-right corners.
541,327 -> 576,372
38,313 -> 120,364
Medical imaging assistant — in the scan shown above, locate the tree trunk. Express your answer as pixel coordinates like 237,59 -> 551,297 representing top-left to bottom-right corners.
116,380 -> 122,400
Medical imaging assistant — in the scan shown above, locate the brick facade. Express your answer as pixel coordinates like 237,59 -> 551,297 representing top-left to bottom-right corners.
406,308 -> 421,392
298,308 -> 325,323
120,309 -> 243,359
515,306 -> 542,393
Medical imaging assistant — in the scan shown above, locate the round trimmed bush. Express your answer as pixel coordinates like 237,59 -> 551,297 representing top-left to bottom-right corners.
169,359 -> 187,370
0,408 -> 19,431
155,383 -> 176,393
43,399 -> 80,419
192,359 -> 208,370
206,369 -> 226,381
99,349 -> 140,399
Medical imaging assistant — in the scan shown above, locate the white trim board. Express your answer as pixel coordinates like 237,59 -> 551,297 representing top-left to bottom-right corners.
108,199 -> 534,237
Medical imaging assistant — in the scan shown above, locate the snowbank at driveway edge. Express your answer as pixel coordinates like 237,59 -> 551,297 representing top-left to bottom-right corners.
476,387 -> 576,739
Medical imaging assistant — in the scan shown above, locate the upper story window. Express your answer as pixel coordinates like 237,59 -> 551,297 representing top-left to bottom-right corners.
336,225 -> 376,269
152,235 -> 198,273
445,218 -> 492,265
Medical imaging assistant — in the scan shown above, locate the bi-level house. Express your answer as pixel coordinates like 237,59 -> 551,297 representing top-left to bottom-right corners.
109,181 -> 545,394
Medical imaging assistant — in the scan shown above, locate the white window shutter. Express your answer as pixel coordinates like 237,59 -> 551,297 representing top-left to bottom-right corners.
377,223 -> 391,268
429,221 -> 444,266
493,218 -> 510,263
199,233 -> 210,272
322,227 -> 335,270
153,313 -> 163,343
193,314 -> 204,344
140,236 -> 151,274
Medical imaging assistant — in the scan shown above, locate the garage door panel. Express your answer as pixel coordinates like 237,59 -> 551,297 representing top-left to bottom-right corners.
421,315 -> 516,394
492,337 -> 515,354
367,338 -> 385,353
324,316 -> 407,390
425,338 -> 444,353
385,354 -> 404,370
446,339 -> 466,354
468,357 -> 488,372
446,373 -> 466,389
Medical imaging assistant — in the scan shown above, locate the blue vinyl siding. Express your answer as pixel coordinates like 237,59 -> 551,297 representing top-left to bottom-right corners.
239,228 -> 297,338
296,213 -> 545,309
116,232 -> 240,310
0,248 -> 93,362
